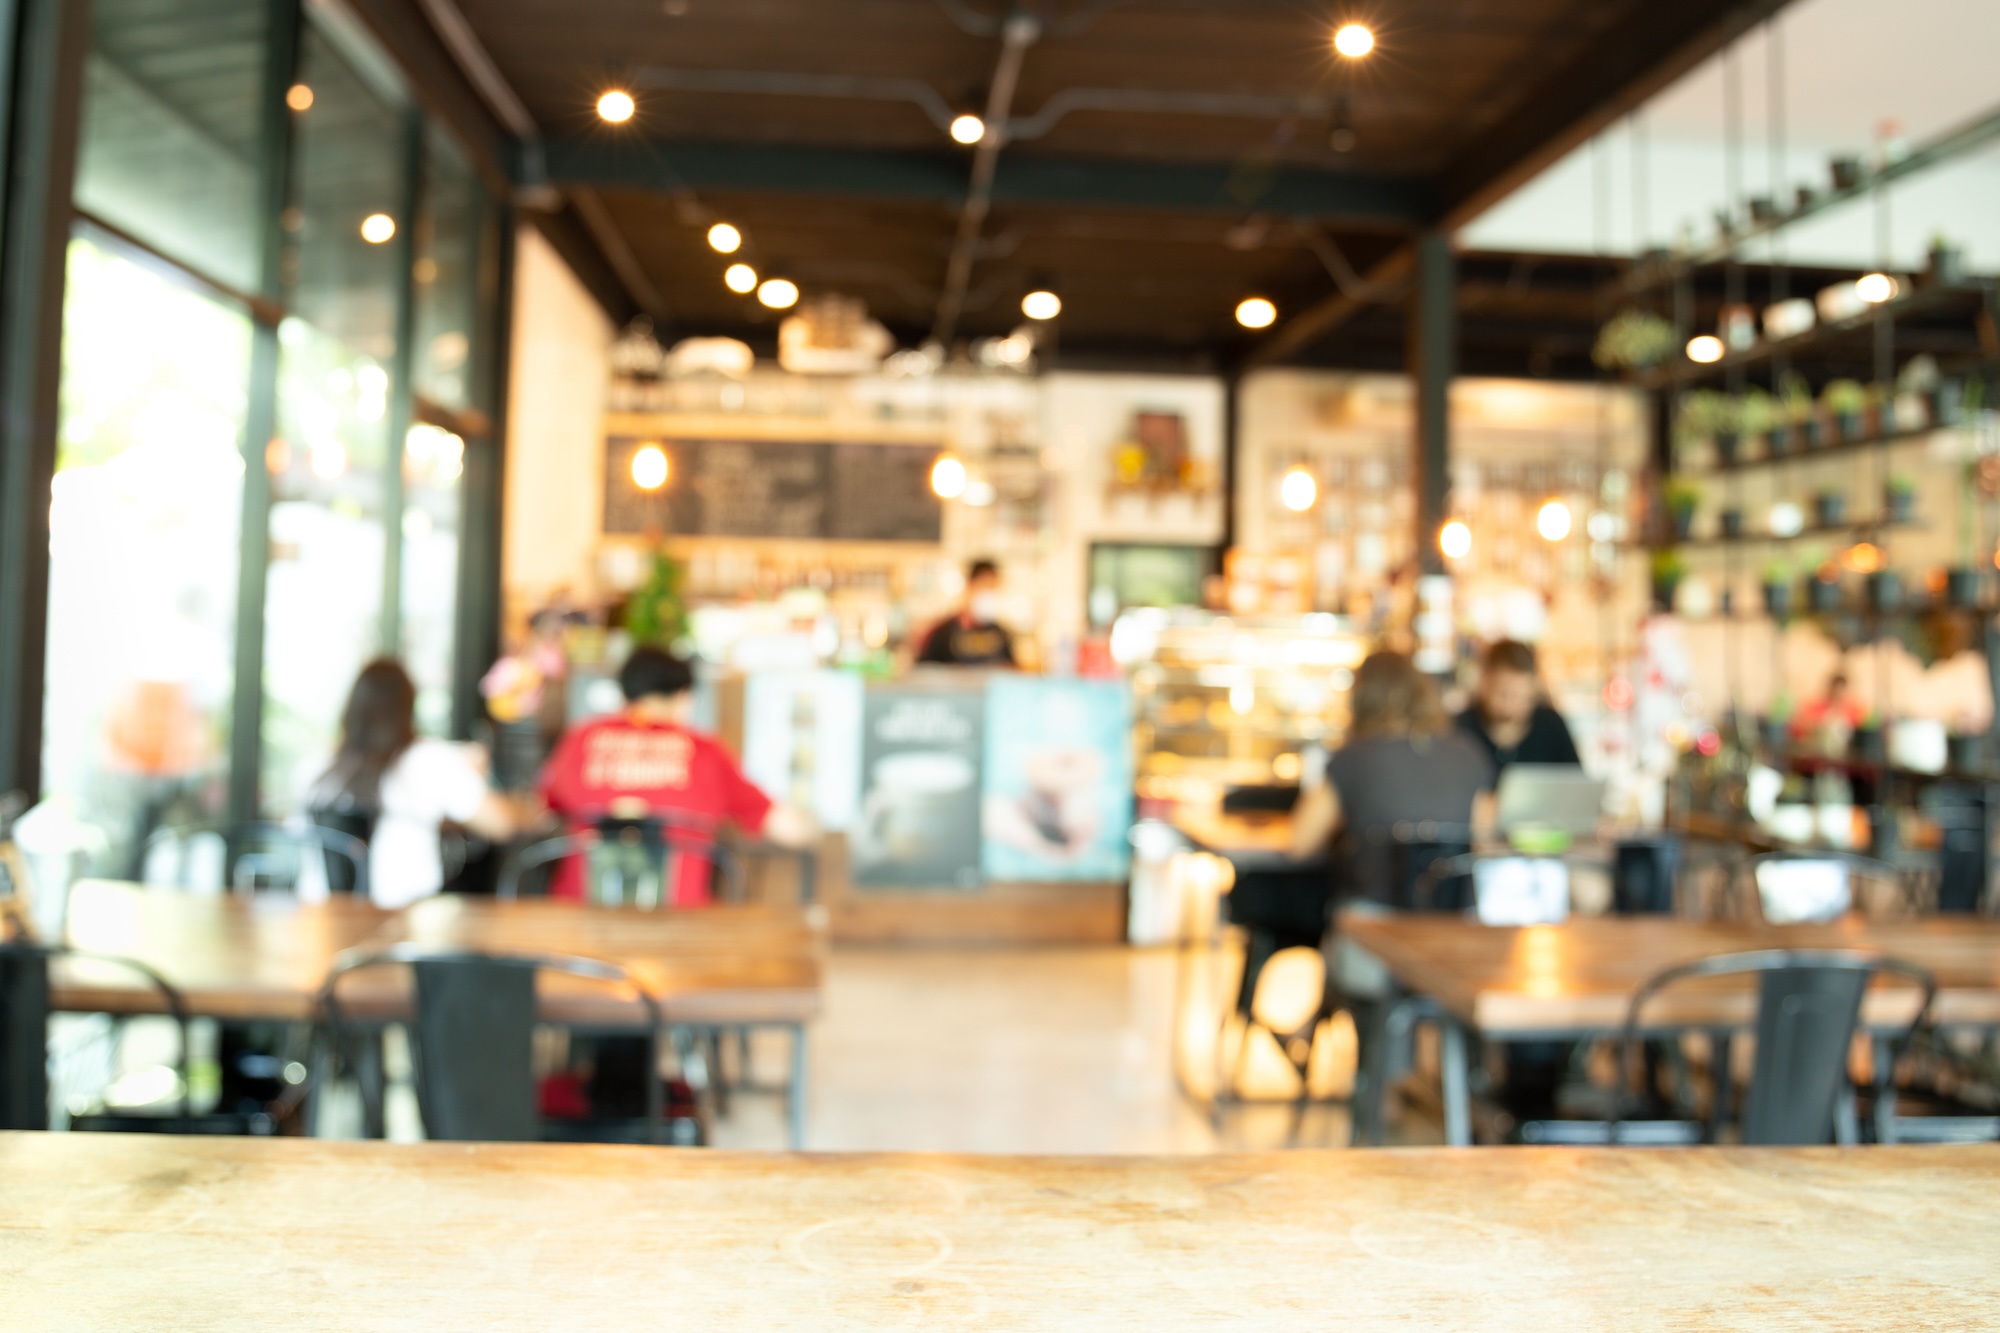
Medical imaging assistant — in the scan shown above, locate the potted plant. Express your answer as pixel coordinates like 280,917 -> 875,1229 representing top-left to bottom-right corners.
1806,568 -> 1845,613
1664,477 -> 1701,541
1866,568 -> 1902,612
1862,382 -> 1893,438
1926,232 -> 1966,287
1748,195 -> 1779,225
1651,549 -> 1687,612
1738,387 -> 1782,458
1822,379 -> 1868,441
624,548 -> 692,649
1719,506 -> 1745,539
1676,390 -> 1739,465
1761,696 -> 1794,755
1813,488 -> 1847,528
1850,711 -> 1887,764
1830,155 -> 1864,191
1794,184 -> 1818,211
1591,309 -> 1678,373
1885,475 -> 1917,524
1780,372 -> 1820,449
1761,560 -> 1793,621
1947,565 -> 1986,609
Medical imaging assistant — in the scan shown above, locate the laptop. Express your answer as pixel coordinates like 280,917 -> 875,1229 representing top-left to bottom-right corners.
1494,765 -> 1606,837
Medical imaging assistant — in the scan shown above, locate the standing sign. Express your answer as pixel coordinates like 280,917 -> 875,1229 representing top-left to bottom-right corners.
741,670 -> 863,832
851,686 -> 985,889
981,678 -> 1134,883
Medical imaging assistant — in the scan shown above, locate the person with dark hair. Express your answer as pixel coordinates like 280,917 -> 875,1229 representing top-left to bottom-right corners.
1455,639 -> 1581,775
309,659 -> 521,907
538,646 -> 813,904
915,558 -> 1017,667
1290,650 -> 1495,902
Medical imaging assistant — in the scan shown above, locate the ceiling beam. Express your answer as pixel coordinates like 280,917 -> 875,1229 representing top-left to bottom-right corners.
540,137 -> 1432,226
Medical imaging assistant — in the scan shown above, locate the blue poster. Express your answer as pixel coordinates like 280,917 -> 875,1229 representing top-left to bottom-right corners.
981,678 -> 1134,883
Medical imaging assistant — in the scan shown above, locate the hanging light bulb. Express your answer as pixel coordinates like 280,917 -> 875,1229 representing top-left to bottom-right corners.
757,277 -> 799,309
631,445 -> 669,491
724,263 -> 758,294
1685,334 -> 1725,364
706,222 -> 742,254
1440,520 -> 1472,560
1856,272 -> 1897,304
1236,297 -> 1277,329
950,113 -> 986,145
1280,465 -> 1318,512
1537,499 -> 1572,541
1333,22 -> 1374,58
596,90 -> 636,123
930,454 -> 967,499
1021,290 -> 1062,320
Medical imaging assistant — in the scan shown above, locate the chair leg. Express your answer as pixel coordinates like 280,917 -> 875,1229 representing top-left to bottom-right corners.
787,1022 -> 808,1151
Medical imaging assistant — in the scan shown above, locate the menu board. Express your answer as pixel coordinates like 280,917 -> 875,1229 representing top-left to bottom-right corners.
604,437 -> 942,543
851,686 -> 985,890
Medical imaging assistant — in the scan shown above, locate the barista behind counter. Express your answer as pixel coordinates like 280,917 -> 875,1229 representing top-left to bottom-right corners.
915,559 -> 1017,669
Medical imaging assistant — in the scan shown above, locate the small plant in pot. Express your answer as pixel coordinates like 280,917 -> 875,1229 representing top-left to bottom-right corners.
1946,565 -> 1986,609
1664,477 -> 1701,541
1830,154 -> 1864,191
1806,567 -> 1845,613
1761,695 -> 1794,756
1812,488 -> 1847,529
1822,379 -> 1868,442
1651,549 -> 1687,613
1779,372 -> 1819,449
1865,567 -> 1902,612
1591,308 -> 1679,373
1761,560 -> 1793,621
1718,506 -> 1745,538
1926,232 -> 1966,288
1738,387 -> 1782,459
1884,475 -> 1917,525
1676,390 -> 1739,465
1861,382 -> 1893,438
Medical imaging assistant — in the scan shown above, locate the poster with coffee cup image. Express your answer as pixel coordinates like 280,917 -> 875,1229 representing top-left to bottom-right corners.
852,687 -> 986,889
982,678 -> 1134,883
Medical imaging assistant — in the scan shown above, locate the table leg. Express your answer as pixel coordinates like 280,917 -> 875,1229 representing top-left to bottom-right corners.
1871,1034 -> 1897,1145
1707,1031 -> 1732,1143
1440,1017 -> 1473,1147
787,1022 -> 808,1151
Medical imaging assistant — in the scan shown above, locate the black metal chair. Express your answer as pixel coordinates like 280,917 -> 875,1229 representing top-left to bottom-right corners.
143,821 -> 370,899
318,945 -> 670,1144
2,938 -> 192,1132
1521,949 -> 1936,1146
498,817 -> 746,906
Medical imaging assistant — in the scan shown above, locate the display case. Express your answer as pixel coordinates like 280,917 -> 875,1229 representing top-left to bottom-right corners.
1111,609 -> 1368,807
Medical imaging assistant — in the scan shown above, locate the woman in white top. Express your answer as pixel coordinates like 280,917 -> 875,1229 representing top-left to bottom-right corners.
310,660 -> 520,908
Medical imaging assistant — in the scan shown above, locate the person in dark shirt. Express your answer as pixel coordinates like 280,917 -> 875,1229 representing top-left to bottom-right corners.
915,558 -> 1017,668
1455,639 -> 1581,774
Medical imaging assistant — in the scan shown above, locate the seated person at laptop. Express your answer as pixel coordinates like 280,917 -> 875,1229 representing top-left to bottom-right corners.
539,647 -> 814,905
1291,650 -> 1496,906
1456,640 -> 1580,774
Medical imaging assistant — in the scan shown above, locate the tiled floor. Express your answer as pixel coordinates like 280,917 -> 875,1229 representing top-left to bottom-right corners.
712,944 -> 1404,1154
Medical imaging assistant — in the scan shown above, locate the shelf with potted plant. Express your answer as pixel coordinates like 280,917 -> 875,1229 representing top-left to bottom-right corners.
1670,516 -> 1924,549
1673,364 -> 1994,475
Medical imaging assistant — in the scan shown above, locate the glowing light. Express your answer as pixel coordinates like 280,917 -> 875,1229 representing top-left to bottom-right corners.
1696,730 -> 1722,757
993,334 -> 1034,366
1537,499 -> 1572,541
1603,676 -> 1634,711
1686,334 -> 1725,363
1279,466 -> 1318,512
1843,541 -> 1884,574
931,454 -> 967,499
1333,22 -> 1375,57
1439,519 -> 1472,560
1236,296 -> 1277,329
1022,289 -> 1062,320
1769,501 -> 1805,537
310,441 -> 347,479
950,113 -> 986,145
596,90 -> 636,123
1857,272 -> 1896,304
757,277 -> 799,309
706,222 -> 741,253
724,263 -> 758,293
286,84 -> 314,112
631,445 -> 669,491
359,213 -> 396,244
1230,682 -> 1255,715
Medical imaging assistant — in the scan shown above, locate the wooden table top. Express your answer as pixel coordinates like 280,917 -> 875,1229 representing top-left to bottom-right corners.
53,882 -> 825,1026
1168,807 -> 1302,866
4,1133 -> 1996,1330
1341,913 -> 2000,1034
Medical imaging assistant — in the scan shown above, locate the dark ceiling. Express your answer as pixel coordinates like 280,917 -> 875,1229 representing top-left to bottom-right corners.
389,0 -> 1793,375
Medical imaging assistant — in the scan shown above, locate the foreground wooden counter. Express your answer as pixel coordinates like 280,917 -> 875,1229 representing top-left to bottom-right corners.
3,1133 -> 1995,1329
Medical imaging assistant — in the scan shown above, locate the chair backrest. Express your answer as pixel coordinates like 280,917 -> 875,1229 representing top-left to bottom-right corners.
0,942 -> 190,1131
145,822 -> 370,899
319,946 -> 665,1143
499,817 -> 745,906
1355,822 -> 1474,913
1621,949 -> 1935,1146
1611,836 -> 1682,915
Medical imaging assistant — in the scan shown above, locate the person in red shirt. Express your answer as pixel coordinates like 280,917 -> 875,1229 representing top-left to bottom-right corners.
539,646 -> 814,905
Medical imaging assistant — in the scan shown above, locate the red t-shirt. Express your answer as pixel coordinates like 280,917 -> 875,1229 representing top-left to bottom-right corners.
538,715 -> 774,906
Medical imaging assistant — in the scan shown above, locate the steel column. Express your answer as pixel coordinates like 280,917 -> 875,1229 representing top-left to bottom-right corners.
1408,231 -> 1454,577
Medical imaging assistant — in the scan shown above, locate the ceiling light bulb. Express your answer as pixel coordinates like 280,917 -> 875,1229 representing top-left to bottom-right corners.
359,213 -> 396,244
931,454 -> 967,499
286,84 -> 314,112
1333,23 -> 1374,58
950,113 -> 986,145
1022,290 -> 1062,320
597,90 -> 636,123
1280,466 -> 1318,512
631,445 -> 669,491
724,263 -> 758,293
1236,296 -> 1277,329
707,222 -> 741,254
1685,334 -> 1725,364
1537,499 -> 1572,542
757,277 -> 799,309
1856,272 -> 1895,304
1440,519 -> 1472,560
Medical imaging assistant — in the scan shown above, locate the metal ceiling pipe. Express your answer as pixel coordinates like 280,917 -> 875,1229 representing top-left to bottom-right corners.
632,68 -> 961,136
929,11 -> 1040,347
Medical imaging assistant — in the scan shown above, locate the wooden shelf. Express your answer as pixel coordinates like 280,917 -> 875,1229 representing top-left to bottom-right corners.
1669,516 -> 1923,548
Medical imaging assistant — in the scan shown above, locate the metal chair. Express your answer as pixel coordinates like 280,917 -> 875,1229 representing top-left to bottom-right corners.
498,817 -> 746,906
143,821 -> 370,899
1521,949 -> 1936,1146
318,944 -> 670,1144
2,939 -> 191,1132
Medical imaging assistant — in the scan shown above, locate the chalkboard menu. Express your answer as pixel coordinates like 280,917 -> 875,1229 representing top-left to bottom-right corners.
605,437 -> 943,543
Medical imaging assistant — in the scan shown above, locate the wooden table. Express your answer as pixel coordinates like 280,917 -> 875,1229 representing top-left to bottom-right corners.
52,882 -> 828,1145
5,1133 -> 1997,1329
1341,913 -> 2000,1145
1169,806 -> 1302,869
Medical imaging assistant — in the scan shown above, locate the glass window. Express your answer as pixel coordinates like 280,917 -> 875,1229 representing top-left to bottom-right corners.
412,129 -> 483,410
400,422 -> 466,736
42,230 -> 253,863
73,0 -> 268,293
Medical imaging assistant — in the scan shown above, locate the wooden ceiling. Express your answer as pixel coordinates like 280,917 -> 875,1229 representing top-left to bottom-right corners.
421,0 -> 1791,373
